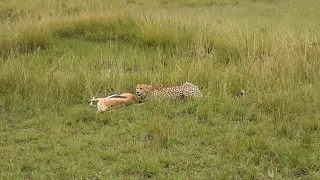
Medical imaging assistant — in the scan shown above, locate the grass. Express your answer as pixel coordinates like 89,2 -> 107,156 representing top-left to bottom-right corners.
1,0 -> 320,179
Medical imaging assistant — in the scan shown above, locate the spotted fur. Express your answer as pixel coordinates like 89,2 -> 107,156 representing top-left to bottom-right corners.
136,82 -> 203,100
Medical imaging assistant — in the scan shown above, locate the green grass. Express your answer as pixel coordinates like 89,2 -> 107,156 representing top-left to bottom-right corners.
1,0 -> 320,179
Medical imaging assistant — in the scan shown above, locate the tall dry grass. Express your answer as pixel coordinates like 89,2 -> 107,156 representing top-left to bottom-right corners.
1,11 -> 320,102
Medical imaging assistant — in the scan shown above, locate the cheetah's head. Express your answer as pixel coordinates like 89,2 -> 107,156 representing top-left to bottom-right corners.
136,84 -> 153,98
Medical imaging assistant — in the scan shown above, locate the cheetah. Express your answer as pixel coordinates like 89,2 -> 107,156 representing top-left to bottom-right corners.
136,82 -> 203,101
90,93 -> 136,113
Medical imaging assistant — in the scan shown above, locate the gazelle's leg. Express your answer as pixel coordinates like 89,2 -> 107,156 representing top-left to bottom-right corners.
97,102 -> 104,113
101,105 -> 112,112
90,101 -> 97,106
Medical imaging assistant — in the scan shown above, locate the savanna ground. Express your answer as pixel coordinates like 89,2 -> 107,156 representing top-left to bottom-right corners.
1,0 -> 320,179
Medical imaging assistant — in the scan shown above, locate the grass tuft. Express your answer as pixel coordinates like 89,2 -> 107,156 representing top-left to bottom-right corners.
0,22 -> 52,59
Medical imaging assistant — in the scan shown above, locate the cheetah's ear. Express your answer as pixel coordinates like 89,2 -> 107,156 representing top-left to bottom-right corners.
147,85 -> 153,89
